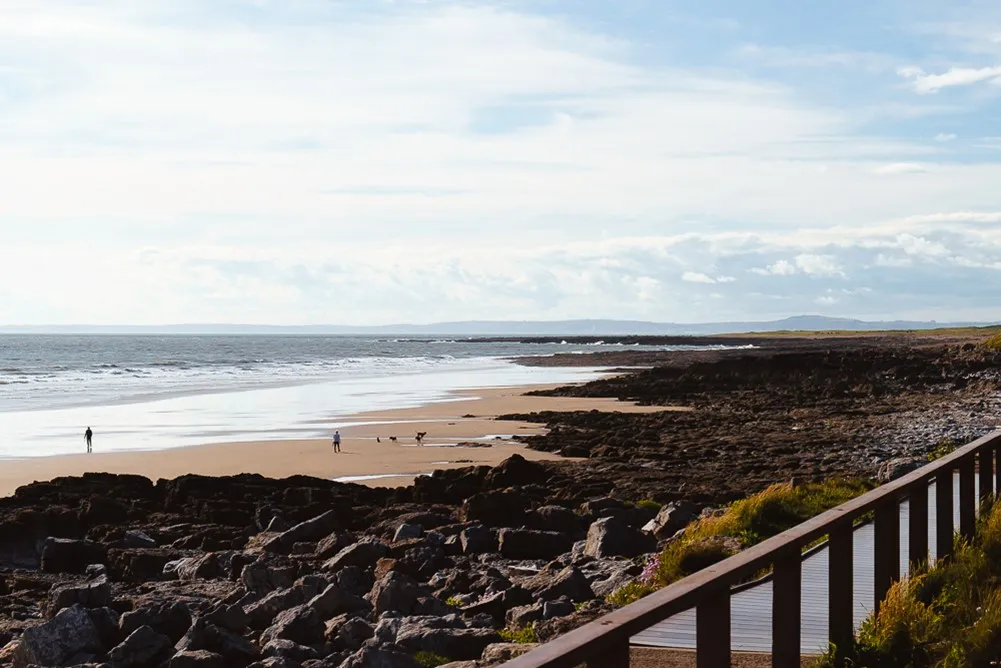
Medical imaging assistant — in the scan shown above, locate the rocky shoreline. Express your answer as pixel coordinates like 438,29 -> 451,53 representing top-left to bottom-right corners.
1,336 -> 999,668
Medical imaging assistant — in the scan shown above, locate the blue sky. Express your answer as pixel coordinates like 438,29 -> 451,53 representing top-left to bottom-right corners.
2,0 -> 1001,325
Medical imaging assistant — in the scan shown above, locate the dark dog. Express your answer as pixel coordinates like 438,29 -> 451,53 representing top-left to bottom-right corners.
416,431 -> 427,445
389,436 -> 397,442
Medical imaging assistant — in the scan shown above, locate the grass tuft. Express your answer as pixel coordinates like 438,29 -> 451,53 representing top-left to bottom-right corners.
607,479 -> 869,608
499,625 -> 539,644
635,499 -> 662,512
414,651 -> 452,667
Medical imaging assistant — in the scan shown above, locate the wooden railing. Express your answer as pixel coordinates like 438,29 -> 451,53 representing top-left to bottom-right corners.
505,430 -> 1001,668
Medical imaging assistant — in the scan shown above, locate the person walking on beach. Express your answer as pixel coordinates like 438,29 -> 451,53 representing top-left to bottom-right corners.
332,430 -> 341,454
84,427 -> 93,454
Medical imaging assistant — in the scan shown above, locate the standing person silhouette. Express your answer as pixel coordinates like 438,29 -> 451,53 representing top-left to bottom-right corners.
332,430 -> 341,454
85,427 -> 93,454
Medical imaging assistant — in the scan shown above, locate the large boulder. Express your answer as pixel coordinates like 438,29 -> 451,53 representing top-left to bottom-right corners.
335,617 -> 375,652
497,529 -> 572,560
482,643 -> 539,663
521,565 -> 594,602
396,624 -> 501,661
40,538 -> 108,574
13,604 -> 104,667
263,510 -> 341,553
460,490 -> 527,527
120,601 -> 193,643
262,638 -> 320,662
526,506 -> 582,534
175,618 -> 260,665
169,650 -> 227,668
322,539 -> 389,573
459,526 -> 496,555
260,604 -> 325,646
484,454 -> 549,487
48,578 -> 112,617
308,583 -> 371,620
340,646 -> 420,668
107,625 -> 174,668
368,571 -> 420,616
315,531 -> 355,560
877,457 -> 923,483
241,560 -> 297,596
584,516 -> 656,558
642,501 -> 699,540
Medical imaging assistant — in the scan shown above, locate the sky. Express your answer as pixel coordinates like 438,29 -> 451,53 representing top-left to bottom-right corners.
2,0 -> 1001,325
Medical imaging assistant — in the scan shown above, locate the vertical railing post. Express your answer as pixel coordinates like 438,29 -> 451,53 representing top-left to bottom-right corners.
697,585 -> 731,668
773,547 -> 801,668
936,468 -> 954,561
828,519 -> 854,659
874,498 -> 900,611
980,447 -> 994,505
909,481 -> 929,569
585,642 -> 630,667
995,442 -> 1001,498
960,456 -> 976,540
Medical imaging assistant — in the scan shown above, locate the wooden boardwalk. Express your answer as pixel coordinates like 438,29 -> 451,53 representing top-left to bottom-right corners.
631,472 -> 971,655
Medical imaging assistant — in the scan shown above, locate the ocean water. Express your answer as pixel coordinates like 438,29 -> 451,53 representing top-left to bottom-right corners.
0,335 -> 722,457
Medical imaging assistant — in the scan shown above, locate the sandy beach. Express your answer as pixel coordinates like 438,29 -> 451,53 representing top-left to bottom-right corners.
0,384 -> 686,498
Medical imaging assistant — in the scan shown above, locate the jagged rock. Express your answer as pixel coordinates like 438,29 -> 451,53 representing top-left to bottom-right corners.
176,553 -> 226,581
260,604 -> 325,646
368,571 -> 420,616
333,565 -> 374,597
526,505 -> 581,534
246,587 -> 307,630
262,638 -> 320,662
13,604 -> 104,668
308,583 -> 371,620
543,600 -> 575,619
497,529 -> 572,560
521,565 -> 593,602
203,604 -> 248,634
249,657 -> 300,668
81,496 -> 129,526
506,603 -> 544,627
315,531 -> 355,560
170,650 -> 227,667
241,560 -> 297,596
48,578 -> 112,616
336,617 -> 374,651
459,526 -> 495,555
484,454 -> 549,487
107,625 -> 174,668
393,523 -> 423,542
481,642 -> 539,662
123,530 -> 157,548
584,516 -> 656,558
266,515 -> 291,532
642,501 -> 699,540
109,547 -> 181,582
877,457 -> 922,483
120,601 -> 193,644
396,624 -> 500,661
460,490 -> 527,527
322,539 -> 389,573
340,646 -> 421,668
175,618 -> 260,665
41,538 -> 108,574
263,510 -> 341,553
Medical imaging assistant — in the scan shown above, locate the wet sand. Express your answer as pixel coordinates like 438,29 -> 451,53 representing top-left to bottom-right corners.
0,385 -> 687,498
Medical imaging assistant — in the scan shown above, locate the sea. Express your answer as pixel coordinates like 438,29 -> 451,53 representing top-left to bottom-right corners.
0,335 -> 731,458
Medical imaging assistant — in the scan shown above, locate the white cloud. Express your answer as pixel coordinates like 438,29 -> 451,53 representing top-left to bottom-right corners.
795,254 -> 845,277
874,162 -> 927,175
681,272 -> 736,284
935,133 -> 957,142
898,64 -> 1001,93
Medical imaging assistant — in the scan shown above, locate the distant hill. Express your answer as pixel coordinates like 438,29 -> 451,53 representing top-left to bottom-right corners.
0,315 -> 994,336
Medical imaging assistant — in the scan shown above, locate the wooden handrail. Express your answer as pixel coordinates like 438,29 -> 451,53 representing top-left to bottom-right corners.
505,430 -> 1001,667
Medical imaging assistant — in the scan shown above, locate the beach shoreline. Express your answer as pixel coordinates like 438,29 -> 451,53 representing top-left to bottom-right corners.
0,382 -> 685,499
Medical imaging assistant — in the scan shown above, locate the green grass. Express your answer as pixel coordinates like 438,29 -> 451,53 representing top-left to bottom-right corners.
444,596 -> 463,608
607,479 -> 869,607
635,499 -> 662,512
815,497 -> 1001,667
927,437 -> 958,462
499,625 -> 539,644
983,332 -> 1001,350
414,651 -> 452,667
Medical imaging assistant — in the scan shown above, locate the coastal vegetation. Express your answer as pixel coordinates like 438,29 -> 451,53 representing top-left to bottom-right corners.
816,498 -> 1001,667
608,479 -> 869,606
